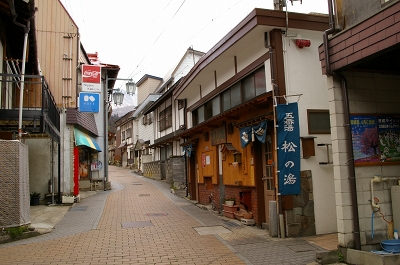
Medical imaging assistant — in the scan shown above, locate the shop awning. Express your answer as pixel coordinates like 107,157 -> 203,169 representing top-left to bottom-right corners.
74,128 -> 102,152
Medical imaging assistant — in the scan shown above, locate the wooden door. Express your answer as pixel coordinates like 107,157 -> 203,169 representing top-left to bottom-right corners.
262,135 -> 275,225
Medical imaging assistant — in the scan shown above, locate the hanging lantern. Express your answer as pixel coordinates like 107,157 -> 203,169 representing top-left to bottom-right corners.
125,81 -> 136,96
113,90 -> 124,106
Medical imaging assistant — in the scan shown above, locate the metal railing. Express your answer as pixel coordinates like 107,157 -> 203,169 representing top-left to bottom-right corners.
0,73 -> 60,141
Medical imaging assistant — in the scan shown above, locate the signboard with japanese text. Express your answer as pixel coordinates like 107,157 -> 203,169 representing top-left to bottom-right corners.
211,125 -> 226,146
82,65 -> 101,92
277,102 -> 300,195
350,115 -> 400,165
79,92 -> 100,113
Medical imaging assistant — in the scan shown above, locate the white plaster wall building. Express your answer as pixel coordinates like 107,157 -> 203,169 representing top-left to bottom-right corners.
142,48 -> 205,183
131,75 -> 162,173
172,8 -> 336,236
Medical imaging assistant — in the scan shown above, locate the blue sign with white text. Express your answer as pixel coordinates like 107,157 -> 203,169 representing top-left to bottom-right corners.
277,102 -> 300,195
79,92 -> 100,113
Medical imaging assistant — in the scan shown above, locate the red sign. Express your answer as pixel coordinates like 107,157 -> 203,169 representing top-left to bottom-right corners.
82,65 -> 101,83
82,65 -> 101,92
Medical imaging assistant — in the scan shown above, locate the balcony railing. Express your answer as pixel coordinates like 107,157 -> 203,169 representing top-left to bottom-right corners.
0,73 -> 60,142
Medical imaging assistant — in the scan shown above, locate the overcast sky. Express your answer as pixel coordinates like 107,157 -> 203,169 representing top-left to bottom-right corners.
59,0 -> 328,106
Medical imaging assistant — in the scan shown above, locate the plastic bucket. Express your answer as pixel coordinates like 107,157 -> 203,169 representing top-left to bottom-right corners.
381,239 -> 400,253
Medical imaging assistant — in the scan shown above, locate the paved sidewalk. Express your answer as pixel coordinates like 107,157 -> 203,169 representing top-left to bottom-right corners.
0,166 -> 338,264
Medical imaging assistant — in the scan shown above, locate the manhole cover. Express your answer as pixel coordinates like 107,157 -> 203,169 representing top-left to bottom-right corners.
194,226 -> 232,235
121,221 -> 153,228
70,206 -> 87,212
145,213 -> 168,217
132,182 -> 143,185
287,244 -> 318,252
139,194 -> 150,197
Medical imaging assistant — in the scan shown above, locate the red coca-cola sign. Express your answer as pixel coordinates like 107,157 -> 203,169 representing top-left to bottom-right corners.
82,65 -> 101,84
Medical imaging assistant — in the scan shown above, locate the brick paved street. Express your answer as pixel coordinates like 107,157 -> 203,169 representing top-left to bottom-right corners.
0,166 -> 332,265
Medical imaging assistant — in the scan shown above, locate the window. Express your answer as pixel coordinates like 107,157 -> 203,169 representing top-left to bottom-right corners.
122,131 -> 125,140
159,106 -> 172,131
192,66 -> 266,126
231,83 -> 242,107
142,116 -> 147,125
307,110 -> 331,134
255,68 -> 266,96
148,112 -> 153,124
126,128 -> 132,138
160,144 -> 173,160
222,90 -> 231,112
178,100 -> 185,110
243,75 -> 255,101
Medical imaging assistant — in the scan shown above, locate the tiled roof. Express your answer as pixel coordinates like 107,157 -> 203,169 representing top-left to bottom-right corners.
66,108 -> 99,136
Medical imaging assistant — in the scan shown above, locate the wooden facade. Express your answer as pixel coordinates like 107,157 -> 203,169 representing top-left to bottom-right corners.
35,0 -> 79,108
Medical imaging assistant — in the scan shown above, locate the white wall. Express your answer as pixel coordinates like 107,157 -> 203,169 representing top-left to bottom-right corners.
26,138 -> 52,198
346,72 -> 400,245
283,30 -> 337,235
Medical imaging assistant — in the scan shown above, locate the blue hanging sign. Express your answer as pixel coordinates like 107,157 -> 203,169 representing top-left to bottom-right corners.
277,102 -> 300,195
239,120 -> 268,148
79,92 -> 100,113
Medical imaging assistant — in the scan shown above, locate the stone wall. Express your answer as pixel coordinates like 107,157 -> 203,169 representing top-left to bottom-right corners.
286,170 -> 316,237
169,156 -> 185,189
143,161 -> 161,180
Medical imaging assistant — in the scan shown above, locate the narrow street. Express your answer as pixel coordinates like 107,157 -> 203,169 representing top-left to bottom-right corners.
0,166 -> 332,265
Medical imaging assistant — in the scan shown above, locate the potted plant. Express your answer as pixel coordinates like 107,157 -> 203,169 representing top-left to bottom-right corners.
30,192 -> 40,206
224,197 -> 235,206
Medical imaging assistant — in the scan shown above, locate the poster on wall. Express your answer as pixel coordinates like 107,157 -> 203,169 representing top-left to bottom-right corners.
350,115 -> 400,165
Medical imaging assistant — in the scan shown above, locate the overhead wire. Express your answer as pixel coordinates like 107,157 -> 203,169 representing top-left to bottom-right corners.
127,0 -> 245,81
126,0 -> 186,81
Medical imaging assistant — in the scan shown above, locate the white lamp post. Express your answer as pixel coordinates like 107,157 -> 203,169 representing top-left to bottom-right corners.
104,76 -> 134,189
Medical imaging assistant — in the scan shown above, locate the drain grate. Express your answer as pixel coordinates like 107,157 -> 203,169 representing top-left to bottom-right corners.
287,244 -> 318,252
139,194 -> 150,197
121,221 -> 154,228
70,206 -> 87,212
132,182 -> 143,185
222,220 -> 242,228
145,213 -> 168,217
194,226 -> 232,235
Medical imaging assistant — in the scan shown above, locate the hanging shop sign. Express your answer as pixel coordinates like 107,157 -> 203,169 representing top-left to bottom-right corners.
277,102 -> 300,195
82,65 -> 101,92
239,120 -> 268,148
211,125 -> 226,146
91,160 -> 103,171
79,92 -> 100,113
350,115 -> 400,165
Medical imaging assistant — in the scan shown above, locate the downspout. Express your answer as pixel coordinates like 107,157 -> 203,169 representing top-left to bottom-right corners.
9,0 -> 30,140
104,73 -> 109,190
323,0 -> 361,250
183,99 -> 189,197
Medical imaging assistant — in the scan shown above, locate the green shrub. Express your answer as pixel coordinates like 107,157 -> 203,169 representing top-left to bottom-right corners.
6,226 -> 28,239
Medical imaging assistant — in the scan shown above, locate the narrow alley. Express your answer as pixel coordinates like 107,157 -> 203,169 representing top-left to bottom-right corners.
0,166 -> 336,265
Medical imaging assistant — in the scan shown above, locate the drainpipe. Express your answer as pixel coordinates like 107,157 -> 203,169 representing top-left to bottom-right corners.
323,0 -> 361,250
9,0 -> 30,140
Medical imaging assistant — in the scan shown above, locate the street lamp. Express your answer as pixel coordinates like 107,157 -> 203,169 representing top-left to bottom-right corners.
125,81 -> 136,96
113,89 -> 124,106
103,75 -> 134,190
